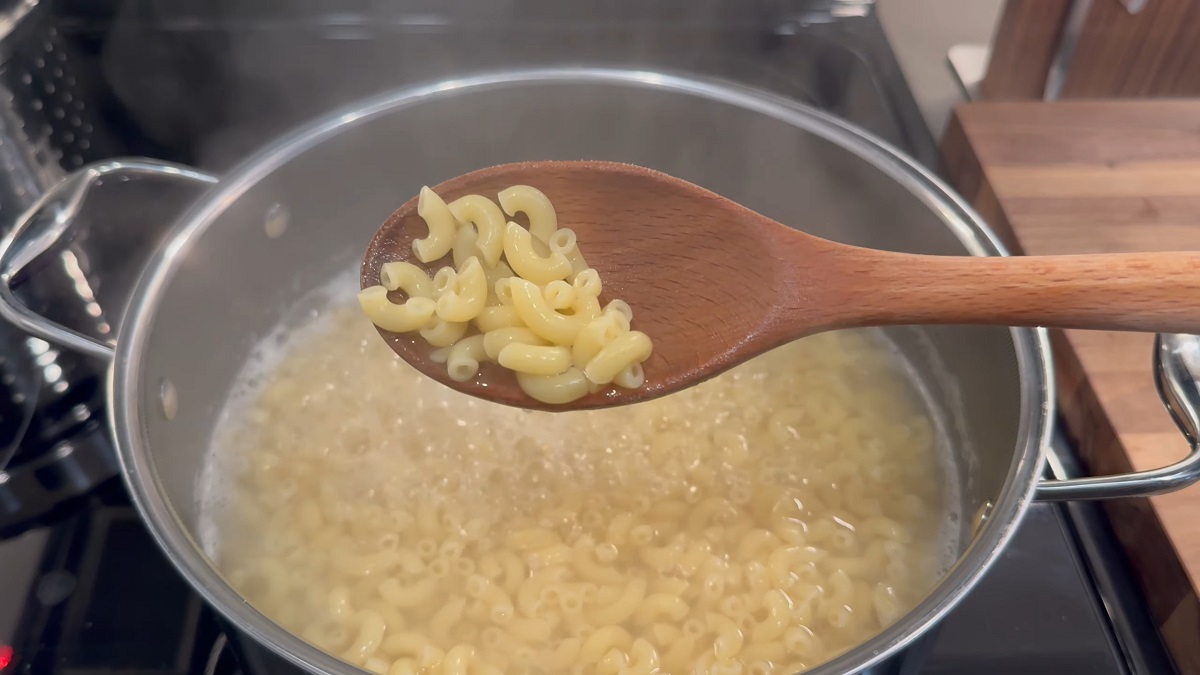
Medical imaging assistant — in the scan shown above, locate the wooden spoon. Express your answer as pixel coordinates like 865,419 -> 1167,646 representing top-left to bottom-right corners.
363,160 -> 1200,411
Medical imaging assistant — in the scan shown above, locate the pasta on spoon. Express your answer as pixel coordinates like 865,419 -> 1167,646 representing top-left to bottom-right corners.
359,184 -> 653,406
363,160 -> 1200,411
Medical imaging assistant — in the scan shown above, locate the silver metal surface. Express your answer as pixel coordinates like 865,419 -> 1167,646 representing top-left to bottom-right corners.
0,159 -> 218,360
1044,0 -> 1094,101
103,68 -> 1049,675
4,68 -> 1193,674
1037,333 -> 1200,500
0,0 -> 38,46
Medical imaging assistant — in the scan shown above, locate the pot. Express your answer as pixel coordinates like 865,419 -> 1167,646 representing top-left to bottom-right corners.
1,68 -> 1199,675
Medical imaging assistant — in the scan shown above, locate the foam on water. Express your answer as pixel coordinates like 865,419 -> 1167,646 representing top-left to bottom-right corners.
872,331 -> 966,576
197,268 -> 360,560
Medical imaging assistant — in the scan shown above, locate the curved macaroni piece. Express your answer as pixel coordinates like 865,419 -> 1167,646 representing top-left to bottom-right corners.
493,278 -> 515,306
436,257 -> 488,322
465,575 -> 516,624
380,262 -> 434,298
873,582 -> 903,626
474,306 -> 523,333
432,268 -> 457,301
446,335 -> 488,382
547,228 -> 590,280
441,645 -> 475,675
577,626 -> 633,665
503,222 -> 572,284
572,268 -> 602,298
342,609 -> 386,664
448,195 -> 505,268
483,327 -> 549,361
419,317 -> 468,348
573,295 -> 603,323
543,280 -> 576,311
712,658 -> 744,675
736,529 -> 780,561
484,261 -> 514,305
386,659 -> 418,675
784,624 -> 822,658
413,186 -> 457,263
497,184 -> 558,243
430,596 -> 467,643
572,314 -> 627,370
613,363 -> 645,389
507,616 -> 554,643
755,589 -> 792,643
494,550 -> 528,595
380,632 -> 442,664
707,612 -> 745,659
631,593 -> 690,624
510,278 -> 584,345
358,286 -> 436,333
517,564 -> 570,618
546,637 -> 582,670
515,368 -> 590,405
529,543 -> 573,569
497,343 -> 572,376
330,547 -> 410,577
587,576 -> 647,625
661,636 -> 698,674
507,528 -> 559,551
603,299 -> 634,324
741,642 -> 788,664
379,577 -> 439,608
451,220 -> 479,270
584,330 -> 653,384
596,647 -> 627,675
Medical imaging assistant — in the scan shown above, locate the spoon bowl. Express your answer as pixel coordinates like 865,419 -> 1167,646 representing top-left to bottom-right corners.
363,160 -> 1200,411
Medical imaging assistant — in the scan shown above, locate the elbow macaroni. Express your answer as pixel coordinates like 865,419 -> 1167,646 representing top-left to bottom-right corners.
412,187 -> 456,263
228,275 -> 949,675
360,186 -> 653,404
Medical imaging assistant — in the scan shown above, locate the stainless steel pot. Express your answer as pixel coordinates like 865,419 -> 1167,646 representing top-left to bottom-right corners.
1,68 -> 1199,675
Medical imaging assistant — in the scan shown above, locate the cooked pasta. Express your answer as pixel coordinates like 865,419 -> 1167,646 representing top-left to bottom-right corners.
207,300 -> 954,675
359,186 -> 652,404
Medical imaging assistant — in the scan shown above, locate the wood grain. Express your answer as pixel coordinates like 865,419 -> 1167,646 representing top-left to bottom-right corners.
362,161 -> 805,410
980,0 -> 1072,100
364,159 -> 1200,411
942,100 -> 1200,674
1060,0 -> 1200,98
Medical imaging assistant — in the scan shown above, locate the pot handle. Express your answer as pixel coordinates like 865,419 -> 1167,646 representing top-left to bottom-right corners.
1037,332 -> 1200,500
0,159 -> 218,362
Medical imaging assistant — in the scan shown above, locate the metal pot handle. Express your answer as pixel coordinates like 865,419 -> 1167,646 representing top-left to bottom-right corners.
0,159 -> 218,362
1037,333 -> 1200,500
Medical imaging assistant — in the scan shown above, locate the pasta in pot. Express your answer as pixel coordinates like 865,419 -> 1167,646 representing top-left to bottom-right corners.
205,297 -> 955,675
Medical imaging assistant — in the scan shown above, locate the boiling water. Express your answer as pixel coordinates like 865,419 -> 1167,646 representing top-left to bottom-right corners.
199,272 -> 960,675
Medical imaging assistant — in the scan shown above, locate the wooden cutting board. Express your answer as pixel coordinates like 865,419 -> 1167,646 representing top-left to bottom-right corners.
942,100 -> 1200,674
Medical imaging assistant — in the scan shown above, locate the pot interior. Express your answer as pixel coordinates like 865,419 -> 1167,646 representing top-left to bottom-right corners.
124,71 -> 1037,673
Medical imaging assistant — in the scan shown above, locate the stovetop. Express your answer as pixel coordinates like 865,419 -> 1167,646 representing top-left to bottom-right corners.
0,427 -> 1174,675
0,2 -> 1183,674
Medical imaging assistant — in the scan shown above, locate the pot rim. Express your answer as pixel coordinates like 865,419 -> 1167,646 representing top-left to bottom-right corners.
108,67 -> 1053,675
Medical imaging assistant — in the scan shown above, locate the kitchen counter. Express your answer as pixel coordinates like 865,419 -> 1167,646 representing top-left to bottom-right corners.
943,100 -> 1200,674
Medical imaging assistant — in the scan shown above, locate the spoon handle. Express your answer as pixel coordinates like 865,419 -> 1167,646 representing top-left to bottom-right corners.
817,249 -> 1200,335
